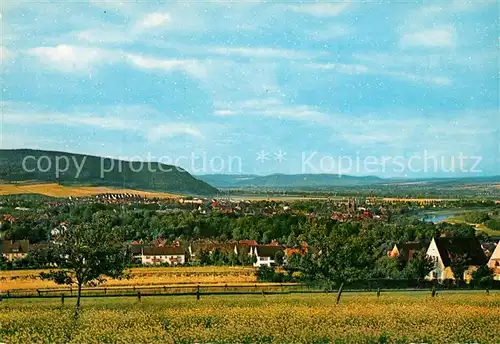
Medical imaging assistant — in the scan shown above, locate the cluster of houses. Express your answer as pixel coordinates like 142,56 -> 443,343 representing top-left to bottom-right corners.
128,237 -> 500,281
42,194 -> 170,208
0,239 -> 29,262
129,239 -> 286,268
330,199 -> 386,222
388,237 -> 500,281
0,238 -> 287,268
2,236 -> 500,281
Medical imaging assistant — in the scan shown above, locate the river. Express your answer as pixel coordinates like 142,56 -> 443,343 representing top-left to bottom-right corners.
419,210 -> 463,223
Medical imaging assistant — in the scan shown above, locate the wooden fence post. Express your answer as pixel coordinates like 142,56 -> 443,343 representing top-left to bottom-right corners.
37,289 -> 41,297
377,288 -> 381,298
336,283 -> 344,305
137,291 -> 142,302
61,294 -> 65,305
196,285 -> 200,300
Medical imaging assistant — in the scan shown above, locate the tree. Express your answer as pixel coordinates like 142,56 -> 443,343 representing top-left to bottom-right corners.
463,211 -> 489,224
255,266 -> 285,282
375,256 -> 403,279
449,253 -> 471,282
274,251 -> 284,266
296,222 -> 374,288
485,218 -> 500,231
261,232 -> 270,244
210,248 -> 229,266
402,250 -> 434,281
238,251 -> 256,266
39,222 -> 129,308
283,253 -> 302,275
471,265 -> 495,288
286,232 -> 298,248
193,226 -> 200,238
198,250 -> 212,266
228,252 -> 239,266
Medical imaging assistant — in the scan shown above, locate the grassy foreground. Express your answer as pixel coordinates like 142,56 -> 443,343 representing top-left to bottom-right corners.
1,292 -> 499,343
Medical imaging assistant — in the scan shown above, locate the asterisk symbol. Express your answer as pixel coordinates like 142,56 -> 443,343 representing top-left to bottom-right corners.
274,150 -> 287,163
256,150 -> 270,163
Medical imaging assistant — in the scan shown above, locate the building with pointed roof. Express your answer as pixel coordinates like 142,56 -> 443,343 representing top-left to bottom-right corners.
487,241 -> 500,280
426,237 -> 487,281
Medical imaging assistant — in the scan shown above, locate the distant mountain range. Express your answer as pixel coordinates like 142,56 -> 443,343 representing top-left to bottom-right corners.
0,149 -> 218,196
197,173 -> 500,189
1,149 -> 498,196
197,173 -> 384,188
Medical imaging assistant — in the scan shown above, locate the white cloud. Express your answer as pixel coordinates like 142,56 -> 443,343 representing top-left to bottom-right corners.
309,62 -> 451,86
148,123 -> 203,142
329,110 -> 498,153
309,62 -> 368,74
0,45 -> 12,64
215,98 -> 329,123
418,1 -> 496,15
212,47 -> 318,60
0,133 -> 60,150
288,3 -> 350,17
308,24 -> 352,41
5,112 -> 134,131
384,71 -> 451,86
4,103 -> 205,142
354,51 -> 497,74
75,28 -> 132,44
126,54 -> 207,78
27,45 -> 208,78
400,26 -> 456,48
27,45 -> 117,72
214,110 -> 237,116
135,12 -> 170,29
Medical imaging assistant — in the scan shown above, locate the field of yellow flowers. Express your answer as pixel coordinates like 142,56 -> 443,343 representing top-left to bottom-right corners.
1,291 -> 499,343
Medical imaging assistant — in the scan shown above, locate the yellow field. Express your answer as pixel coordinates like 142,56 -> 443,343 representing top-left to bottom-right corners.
1,292 -> 498,343
0,183 -> 180,198
0,266 -> 257,291
232,195 -> 332,201
382,197 -> 459,203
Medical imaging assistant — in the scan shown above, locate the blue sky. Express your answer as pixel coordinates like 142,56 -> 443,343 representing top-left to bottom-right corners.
1,0 -> 499,177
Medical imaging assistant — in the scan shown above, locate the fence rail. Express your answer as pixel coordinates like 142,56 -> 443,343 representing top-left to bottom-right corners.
2,280 -> 497,300
1,283 -> 309,298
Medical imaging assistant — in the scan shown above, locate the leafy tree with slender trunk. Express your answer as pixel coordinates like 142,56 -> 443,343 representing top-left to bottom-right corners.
39,221 -> 129,309
402,250 -> 434,281
449,253 -> 471,283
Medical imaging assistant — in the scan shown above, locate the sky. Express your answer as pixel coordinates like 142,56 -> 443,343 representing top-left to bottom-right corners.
1,0 -> 499,178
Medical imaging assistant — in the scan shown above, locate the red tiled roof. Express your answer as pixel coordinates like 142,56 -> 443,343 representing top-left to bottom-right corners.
142,246 -> 186,256
239,240 -> 257,246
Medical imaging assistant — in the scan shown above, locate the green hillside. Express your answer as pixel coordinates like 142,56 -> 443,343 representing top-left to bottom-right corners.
0,149 -> 219,196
